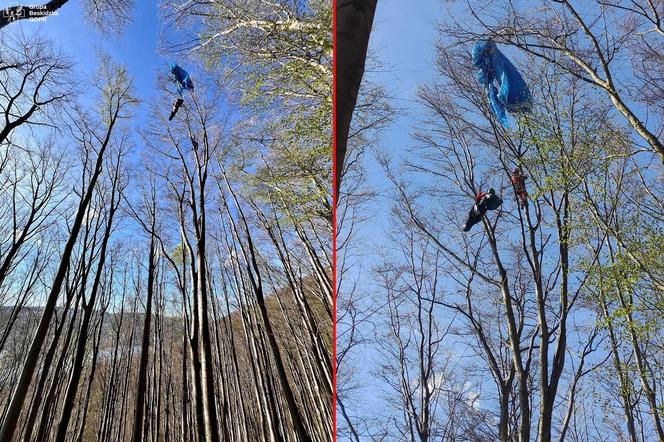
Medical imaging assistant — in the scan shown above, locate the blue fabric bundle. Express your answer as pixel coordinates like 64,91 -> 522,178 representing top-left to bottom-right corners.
169,63 -> 194,96
472,40 -> 531,128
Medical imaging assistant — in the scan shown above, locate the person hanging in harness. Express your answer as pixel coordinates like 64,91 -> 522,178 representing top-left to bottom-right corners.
462,188 -> 503,232
168,63 -> 194,121
510,167 -> 528,207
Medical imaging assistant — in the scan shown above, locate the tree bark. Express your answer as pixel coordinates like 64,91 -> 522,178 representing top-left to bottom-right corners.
131,230 -> 156,442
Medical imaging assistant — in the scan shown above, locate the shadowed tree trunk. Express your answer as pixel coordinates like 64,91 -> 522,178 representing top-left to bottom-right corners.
335,0 -> 377,195
130,183 -> 159,442
55,151 -> 123,442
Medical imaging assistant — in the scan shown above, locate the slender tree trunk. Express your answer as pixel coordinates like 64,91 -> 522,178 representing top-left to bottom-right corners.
487,228 -> 530,442
0,105 -> 117,441
195,217 -> 222,442
55,179 -> 120,442
599,292 -> 638,442
35,296 -> 83,442
20,295 -> 74,442
75,309 -> 105,442
131,231 -> 156,442
221,173 -> 312,442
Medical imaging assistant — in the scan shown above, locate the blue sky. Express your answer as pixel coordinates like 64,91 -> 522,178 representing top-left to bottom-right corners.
38,0 -> 161,112
350,0 -> 445,272
6,0 -> 169,151
364,0 -> 442,203
341,0 -> 445,426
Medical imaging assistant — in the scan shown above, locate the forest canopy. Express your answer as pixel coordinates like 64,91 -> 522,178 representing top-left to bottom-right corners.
0,1 -> 331,441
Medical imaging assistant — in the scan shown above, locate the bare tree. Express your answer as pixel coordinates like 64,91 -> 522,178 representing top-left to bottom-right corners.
0,57 -> 136,440
452,0 -> 664,163
54,143 -> 127,441
0,32 -> 72,146
374,227 -> 497,441
344,24 -> 645,440
128,178 -> 159,442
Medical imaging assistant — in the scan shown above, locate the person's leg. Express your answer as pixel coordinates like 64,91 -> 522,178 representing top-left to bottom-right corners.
169,98 -> 184,121
463,204 -> 482,231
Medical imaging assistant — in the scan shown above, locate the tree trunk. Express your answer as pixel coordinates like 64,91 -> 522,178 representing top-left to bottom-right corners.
334,0 -> 377,195
222,174 -> 313,442
0,105 -> 117,441
55,178 -> 120,442
131,231 -> 156,442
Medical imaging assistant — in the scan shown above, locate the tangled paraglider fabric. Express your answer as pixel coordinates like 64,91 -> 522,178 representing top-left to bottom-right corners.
472,40 -> 531,128
170,64 -> 194,97
168,64 -> 194,121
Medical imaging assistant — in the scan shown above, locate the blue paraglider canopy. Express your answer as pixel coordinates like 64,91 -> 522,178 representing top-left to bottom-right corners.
169,63 -> 194,96
472,40 -> 531,128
